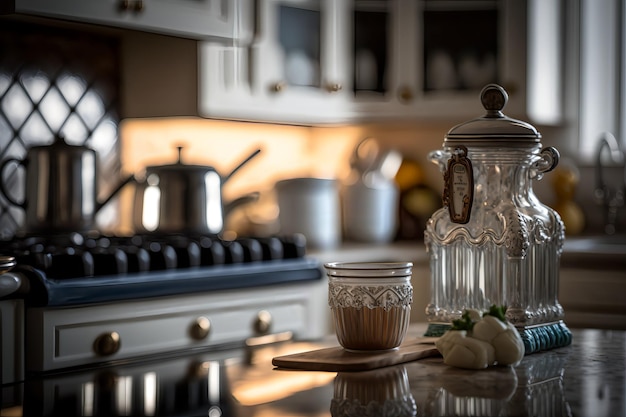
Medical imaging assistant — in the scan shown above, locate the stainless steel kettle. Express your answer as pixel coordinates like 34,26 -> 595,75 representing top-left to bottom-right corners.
0,135 -> 134,234
132,146 -> 261,235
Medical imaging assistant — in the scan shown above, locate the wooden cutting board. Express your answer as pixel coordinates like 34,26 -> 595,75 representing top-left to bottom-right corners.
272,338 -> 440,372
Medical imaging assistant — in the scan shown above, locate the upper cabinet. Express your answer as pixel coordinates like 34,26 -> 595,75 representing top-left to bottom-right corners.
200,0 -> 352,124
199,0 -> 527,124
1,0 -> 248,40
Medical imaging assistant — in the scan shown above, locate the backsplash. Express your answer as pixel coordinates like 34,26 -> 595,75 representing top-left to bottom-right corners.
0,22 -> 122,237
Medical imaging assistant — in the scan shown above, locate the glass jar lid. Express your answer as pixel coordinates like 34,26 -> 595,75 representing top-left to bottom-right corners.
444,84 -> 541,146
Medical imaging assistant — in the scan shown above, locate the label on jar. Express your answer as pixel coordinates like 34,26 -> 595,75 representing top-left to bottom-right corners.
443,146 -> 473,224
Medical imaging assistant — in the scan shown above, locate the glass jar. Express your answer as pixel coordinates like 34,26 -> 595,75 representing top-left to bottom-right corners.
424,84 -> 571,352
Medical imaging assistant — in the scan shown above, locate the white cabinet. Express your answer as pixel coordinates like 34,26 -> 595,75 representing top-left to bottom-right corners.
5,0 -> 248,40
26,280 -> 328,372
199,0 -> 352,124
199,0 -> 527,124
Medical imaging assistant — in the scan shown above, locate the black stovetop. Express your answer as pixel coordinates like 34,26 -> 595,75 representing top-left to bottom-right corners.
0,233 -> 322,307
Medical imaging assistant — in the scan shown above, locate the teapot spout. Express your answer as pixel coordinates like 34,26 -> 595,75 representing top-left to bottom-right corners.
95,174 -> 136,213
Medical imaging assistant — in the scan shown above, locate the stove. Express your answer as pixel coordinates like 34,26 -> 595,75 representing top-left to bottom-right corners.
0,233 -> 327,376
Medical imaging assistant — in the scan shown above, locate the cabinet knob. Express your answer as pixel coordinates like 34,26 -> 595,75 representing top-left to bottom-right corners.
253,310 -> 272,335
133,0 -> 144,12
271,82 -> 286,93
398,86 -> 414,103
190,316 -> 211,340
118,0 -> 130,11
326,83 -> 343,93
93,331 -> 121,357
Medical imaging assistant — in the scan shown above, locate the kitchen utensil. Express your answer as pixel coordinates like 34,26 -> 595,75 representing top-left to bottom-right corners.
133,146 -> 261,235
0,135 -> 134,234
275,178 -> 341,249
272,338 -> 438,372
325,262 -> 413,351
424,84 -> 570,352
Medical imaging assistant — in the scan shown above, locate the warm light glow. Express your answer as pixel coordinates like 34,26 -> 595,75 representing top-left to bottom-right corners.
231,371 -> 336,406
118,117 -> 363,234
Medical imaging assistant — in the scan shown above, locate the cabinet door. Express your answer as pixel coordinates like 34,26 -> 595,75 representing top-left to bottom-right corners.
352,0 -> 526,121
350,0 -> 418,119
408,0 -> 526,118
10,0 -> 243,40
199,0 -> 351,124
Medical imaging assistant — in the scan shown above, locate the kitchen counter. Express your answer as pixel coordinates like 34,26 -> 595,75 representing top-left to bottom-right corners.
2,324 -> 624,416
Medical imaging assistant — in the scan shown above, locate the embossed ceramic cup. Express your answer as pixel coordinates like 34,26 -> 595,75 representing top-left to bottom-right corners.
325,262 -> 413,351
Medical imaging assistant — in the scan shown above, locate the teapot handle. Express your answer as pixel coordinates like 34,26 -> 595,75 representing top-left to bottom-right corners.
0,158 -> 27,209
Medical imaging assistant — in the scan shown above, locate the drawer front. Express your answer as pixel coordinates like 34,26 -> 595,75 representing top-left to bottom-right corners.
27,281 -> 325,372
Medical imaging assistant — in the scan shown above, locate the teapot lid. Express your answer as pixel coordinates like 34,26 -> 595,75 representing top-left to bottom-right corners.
444,84 -> 541,146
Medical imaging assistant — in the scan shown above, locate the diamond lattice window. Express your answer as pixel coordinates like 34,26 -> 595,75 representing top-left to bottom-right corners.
0,22 -> 121,238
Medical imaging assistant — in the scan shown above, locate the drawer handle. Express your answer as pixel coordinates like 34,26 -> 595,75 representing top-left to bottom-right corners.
253,310 -> 272,335
190,316 -> 212,340
93,331 -> 121,357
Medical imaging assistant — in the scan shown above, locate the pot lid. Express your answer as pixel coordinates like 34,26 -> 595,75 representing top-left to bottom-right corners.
145,146 -> 217,173
444,84 -> 541,145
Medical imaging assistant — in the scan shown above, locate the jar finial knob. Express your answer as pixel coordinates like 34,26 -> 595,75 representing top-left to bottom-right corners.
481,84 -> 508,118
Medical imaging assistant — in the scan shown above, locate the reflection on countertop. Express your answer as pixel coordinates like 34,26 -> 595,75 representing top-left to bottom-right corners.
3,325 -> 625,416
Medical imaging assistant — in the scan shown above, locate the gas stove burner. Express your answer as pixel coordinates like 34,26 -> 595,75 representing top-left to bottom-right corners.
1,233 -> 307,278
0,233 -> 320,307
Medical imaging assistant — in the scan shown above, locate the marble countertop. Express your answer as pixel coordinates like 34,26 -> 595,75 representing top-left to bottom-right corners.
3,324 -> 624,416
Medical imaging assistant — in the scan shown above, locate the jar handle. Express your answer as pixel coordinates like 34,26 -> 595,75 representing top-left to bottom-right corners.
428,149 -> 451,173
531,147 -> 560,179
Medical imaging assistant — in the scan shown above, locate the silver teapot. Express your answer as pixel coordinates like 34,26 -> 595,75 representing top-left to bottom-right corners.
132,146 -> 261,235
0,135 -> 134,234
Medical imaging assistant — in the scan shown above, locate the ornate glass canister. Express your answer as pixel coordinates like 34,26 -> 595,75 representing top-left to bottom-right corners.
424,84 -> 571,353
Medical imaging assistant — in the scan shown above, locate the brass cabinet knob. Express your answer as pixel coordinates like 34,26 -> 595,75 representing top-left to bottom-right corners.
190,316 -> 211,340
133,0 -> 144,11
326,83 -> 343,93
118,0 -> 130,11
398,86 -> 414,103
272,82 -> 286,93
93,331 -> 121,357
253,310 -> 272,335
